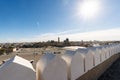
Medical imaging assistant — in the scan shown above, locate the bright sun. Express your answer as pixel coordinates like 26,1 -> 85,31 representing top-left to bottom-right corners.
77,0 -> 101,20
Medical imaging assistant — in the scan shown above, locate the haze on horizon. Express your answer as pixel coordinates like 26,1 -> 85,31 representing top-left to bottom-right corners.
0,0 -> 120,43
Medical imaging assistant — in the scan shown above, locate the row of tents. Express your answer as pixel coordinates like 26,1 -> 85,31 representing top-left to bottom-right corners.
0,43 -> 120,80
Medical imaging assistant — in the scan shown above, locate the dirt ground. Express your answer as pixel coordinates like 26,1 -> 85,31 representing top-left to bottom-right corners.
98,58 -> 120,80
0,47 -> 66,69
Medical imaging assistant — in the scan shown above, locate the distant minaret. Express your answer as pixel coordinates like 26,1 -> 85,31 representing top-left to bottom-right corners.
58,37 -> 60,43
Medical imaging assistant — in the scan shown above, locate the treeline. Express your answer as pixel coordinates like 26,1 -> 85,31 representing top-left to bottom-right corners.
21,40 -> 92,48
0,47 -> 13,55
22,41 -> 70,48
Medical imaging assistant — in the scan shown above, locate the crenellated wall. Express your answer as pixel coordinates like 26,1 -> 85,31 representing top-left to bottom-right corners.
36,44 -> 120,80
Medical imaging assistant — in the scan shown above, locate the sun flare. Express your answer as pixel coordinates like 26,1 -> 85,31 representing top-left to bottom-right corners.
77,0 -> 101,20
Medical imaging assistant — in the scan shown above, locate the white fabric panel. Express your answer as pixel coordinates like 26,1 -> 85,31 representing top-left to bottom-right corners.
0,56 -> 35,80
62,50 -> 85,80
36,53 -> 67,80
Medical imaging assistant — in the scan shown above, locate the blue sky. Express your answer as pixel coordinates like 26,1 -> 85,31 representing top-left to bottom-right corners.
0,0 -> 120,42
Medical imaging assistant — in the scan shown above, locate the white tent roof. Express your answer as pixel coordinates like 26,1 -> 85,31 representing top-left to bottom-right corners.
37,53 -> 56,73
0,56 -> 36,80
63,46 -> 86,50
76,48 -> 89,54
61,50 -> 85,80
36,53 -> 67,80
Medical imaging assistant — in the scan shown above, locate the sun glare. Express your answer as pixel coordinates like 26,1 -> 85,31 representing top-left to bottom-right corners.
77,0 -> 101,20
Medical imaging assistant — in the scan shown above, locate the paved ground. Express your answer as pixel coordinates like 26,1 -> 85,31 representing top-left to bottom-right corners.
98,58 -> 120,80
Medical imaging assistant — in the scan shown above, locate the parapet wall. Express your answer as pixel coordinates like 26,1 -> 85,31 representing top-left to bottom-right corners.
36,43 -> 120,80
